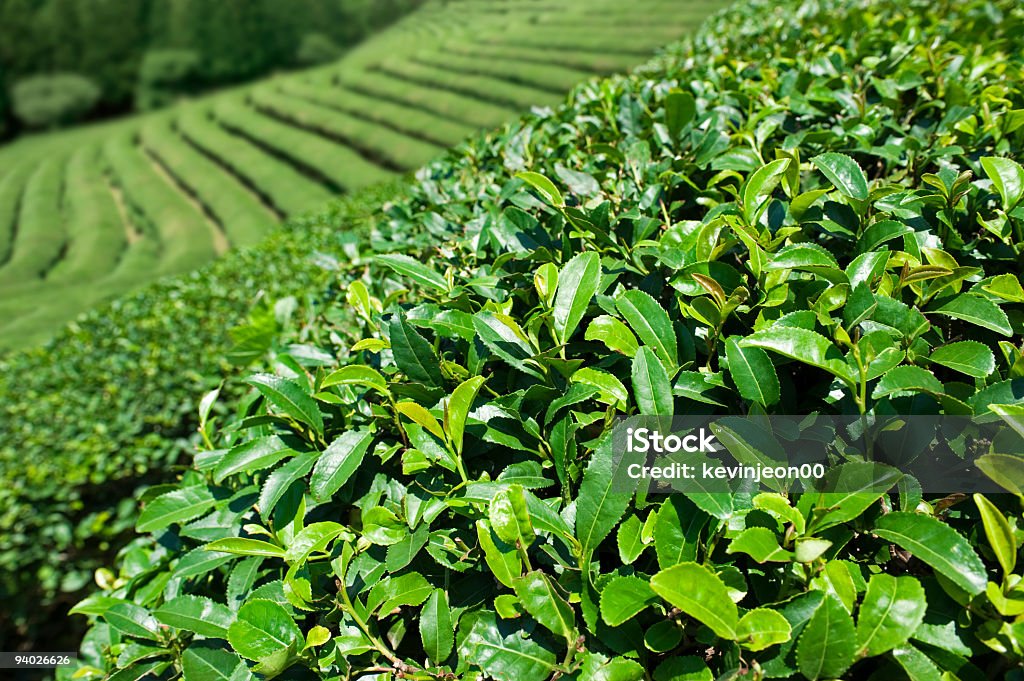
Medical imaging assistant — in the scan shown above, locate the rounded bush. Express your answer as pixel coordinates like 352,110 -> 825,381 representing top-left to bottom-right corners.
11,73 -> 100,129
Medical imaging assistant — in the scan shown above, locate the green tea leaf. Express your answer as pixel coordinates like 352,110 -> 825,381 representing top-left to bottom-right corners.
284,522 -> 346,563
586,315 -> 640,357
258,450 -> 318,522
321,365 -> 389,394
367,572 -> 432,615
857,220 -> 915,253
155,596 -> 236,638
375,253 -> 448,292
654,496 -> 707,569
361,506 -> 407,546
463,614 -> 558,681
446,375 -> 486,455
309,430 -> 373,501
727,527 -> 793,563
651,563 -> 738,640
474,311 -> 544,379
871,365 -> 944,399
974,494 -> 1016,575
931,294 -> 1012,336
665,90 -> 696,140
632,346 -> 674,416
811,152 -> 869,201
214,436 -> 296,483
873,512 -> 986,595
575,435 -> 637,555
227,599 -> 302,662
553,251 -> 601,344
616,290 -> 678,370
980,156 -> 1024,210
856,574 -> 926,656
420,588 -> 454,664
766,243 -> 841,272
103,603 -> 161,641
737,608 -> 792,651
796,594 -> 856,680
181,645 -> 244,681
490,484 -> 535,548
205,538 -> 285,558
600,575 -> 658,627
247,374 -> 324,436
517,171 -> 565,208
741,327 -> 855,387
725,337 -> 780,406
136,486 -> 216,533
476,520 -> 521,588
743,159 -> 790,223
389,315 -> 444,387
513,570 -> 575,641
891,644 -> 943,681
930,341 -> 996,378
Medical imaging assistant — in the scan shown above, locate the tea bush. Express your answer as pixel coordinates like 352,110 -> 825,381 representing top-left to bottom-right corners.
63,0 -> 1024,679
0,184 -> 402,649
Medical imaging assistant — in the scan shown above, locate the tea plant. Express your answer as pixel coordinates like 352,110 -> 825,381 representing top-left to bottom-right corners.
65,0 -> 1024,679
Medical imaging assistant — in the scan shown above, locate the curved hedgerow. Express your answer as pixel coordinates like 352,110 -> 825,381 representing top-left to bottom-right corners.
66,0 -> 1024,679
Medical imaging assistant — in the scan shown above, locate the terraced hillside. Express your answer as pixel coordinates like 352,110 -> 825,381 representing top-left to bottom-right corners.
0,0 -> 723,349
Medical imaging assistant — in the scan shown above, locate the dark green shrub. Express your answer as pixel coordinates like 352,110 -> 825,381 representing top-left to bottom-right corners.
135,49 -> 202,111
57,0 -> 1024,679
10,73 -> 100,128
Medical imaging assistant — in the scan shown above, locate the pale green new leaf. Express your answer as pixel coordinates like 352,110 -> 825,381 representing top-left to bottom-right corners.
490,484 -> 535,548
513,570 -> 576,641
553,251 -> 601,344
446,376 -> 486,455
856,574 -> 926,657
737,608 -> 792,651
650,563 -> 738,640
586,315 -> 640,357
873,512 -> 986,595
600,575 -> 658,627
205,538 -> 285,559
155,596 -> 236,639
309,430 -> 373,501
974,494 -> 1016,575
726,527 -> 793,563
517,171 -> 564,208
980,156 -> 1024,211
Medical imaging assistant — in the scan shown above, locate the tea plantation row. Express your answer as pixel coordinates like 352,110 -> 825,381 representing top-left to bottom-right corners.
0,0 -> 717,348
55,0 -> 1024,679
